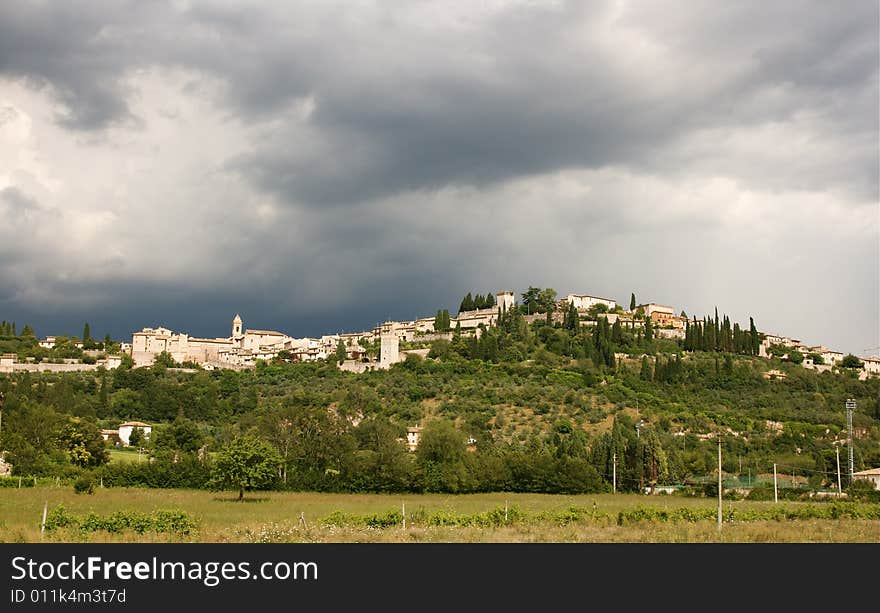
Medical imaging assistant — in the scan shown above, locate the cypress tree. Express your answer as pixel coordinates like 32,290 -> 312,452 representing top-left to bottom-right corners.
630,293 -> 636,311
485,292 -> 495,307
83,322 -> 91,342
460,293 -> 474,313
749,317 -> 759,355
474,294 -> 486,310
611,318 -> 623,344
714,307 -> 719,350
640,356 -> 653,381
565,302 -> 579,332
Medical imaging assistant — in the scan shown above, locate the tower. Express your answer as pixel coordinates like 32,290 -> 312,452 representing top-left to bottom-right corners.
232,314 -> 243,341
379,333 -> 399,368
496,291 -> 515,313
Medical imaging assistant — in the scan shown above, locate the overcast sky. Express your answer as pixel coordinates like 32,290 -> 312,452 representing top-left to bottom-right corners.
0,1 -> 877,354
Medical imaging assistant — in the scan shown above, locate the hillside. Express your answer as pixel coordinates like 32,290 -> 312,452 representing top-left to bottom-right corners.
1,312 -> 878,496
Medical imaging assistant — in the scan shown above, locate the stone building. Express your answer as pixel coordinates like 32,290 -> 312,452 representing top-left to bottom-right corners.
565,293 -> 617,312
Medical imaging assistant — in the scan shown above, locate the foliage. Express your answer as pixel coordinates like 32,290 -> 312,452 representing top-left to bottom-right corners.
44,504 -> 197,535
208,435 -> 282,500
73,475 -> 95,495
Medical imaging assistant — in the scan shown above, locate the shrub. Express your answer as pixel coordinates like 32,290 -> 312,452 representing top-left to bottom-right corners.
43,505 -> 197,535
73,476 -> 95,495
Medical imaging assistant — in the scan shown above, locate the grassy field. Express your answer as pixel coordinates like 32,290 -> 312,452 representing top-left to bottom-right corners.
1,487 -> 877,543
107,449 -> 148,464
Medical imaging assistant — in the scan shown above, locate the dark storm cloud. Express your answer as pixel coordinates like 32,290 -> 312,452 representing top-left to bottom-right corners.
1,1 -> 875,198
0,1 -> 876,354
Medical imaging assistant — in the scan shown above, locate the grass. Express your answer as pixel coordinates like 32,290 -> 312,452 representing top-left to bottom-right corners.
108,449 -> 148,464
1,487 -> 877,543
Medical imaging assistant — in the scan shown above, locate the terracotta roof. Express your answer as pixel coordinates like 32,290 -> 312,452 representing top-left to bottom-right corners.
245,329 -> 285,336
119,421 -> 151,428
853,468 -> 880,476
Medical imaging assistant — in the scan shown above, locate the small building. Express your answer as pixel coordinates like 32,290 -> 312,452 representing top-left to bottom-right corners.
101,429 -> 120,444
118,421 -> 152,447
637,304 -> 678,327
861,356 -> 880,376
406,426 -> 423,452
852,468 -> 880,490
763,369 -> 787,380
38,336 -> 57,349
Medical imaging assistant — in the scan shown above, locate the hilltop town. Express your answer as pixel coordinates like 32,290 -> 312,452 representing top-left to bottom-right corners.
2,289 -> 878,379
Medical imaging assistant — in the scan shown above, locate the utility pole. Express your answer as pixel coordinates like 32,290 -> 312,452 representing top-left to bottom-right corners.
773,463 -> 778,504
846,399 -> 856,483
0,391 -> 5,447
836,445 -> 842,496
717,435 -> 722,533
612,452 -> 617,493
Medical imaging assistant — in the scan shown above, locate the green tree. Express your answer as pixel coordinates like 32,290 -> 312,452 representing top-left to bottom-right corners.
587,303 -> 609,319
787,350 -> 804,365
128,426 -> 145,448
564,301 -> 579,332
840,354 -> 863,369
485,292 -> 496,308
416,420 -> 469,492
520,286 -> 541,314
336,340 -> 347,364
807,353 -> 825,365
538,288 -> 558,314
208,435 -> 282,501
474,294 -> 486,310
59,417 -> 109,468
153,415 -> 203,455
644,316 -> 654,343
83,322 -> 91,342
630,293 -> 636,311
640,356 -> 653,381
153,351 -> 177,368
459,293 -> 475,313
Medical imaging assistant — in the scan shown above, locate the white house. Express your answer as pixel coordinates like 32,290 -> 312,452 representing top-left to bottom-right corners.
565,294 -> 617,312
38,336 -> 57,349
118,421 -> 152,447
851,468 -> 880,490
861,356 -> 880,375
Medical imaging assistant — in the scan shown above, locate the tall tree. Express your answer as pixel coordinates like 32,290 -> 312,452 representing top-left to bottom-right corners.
485,292 -> 496,307
564,301 -> 579,332
630,293 -> 636,311
336,340 -> 347,364
83,322 -> 91,342
460,293 -> 475,313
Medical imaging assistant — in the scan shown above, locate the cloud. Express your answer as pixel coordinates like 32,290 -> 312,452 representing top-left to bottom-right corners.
0,1 -> 875,354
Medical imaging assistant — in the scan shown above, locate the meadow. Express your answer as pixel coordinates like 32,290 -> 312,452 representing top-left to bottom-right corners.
1,486 -> 877,543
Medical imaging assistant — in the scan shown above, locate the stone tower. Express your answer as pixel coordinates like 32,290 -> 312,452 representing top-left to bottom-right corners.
232,314 -> 243,341
379,333 -> 399,369
496,291 -> 515,313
